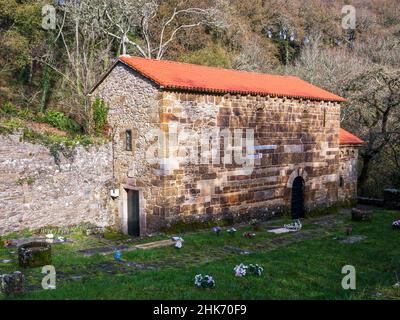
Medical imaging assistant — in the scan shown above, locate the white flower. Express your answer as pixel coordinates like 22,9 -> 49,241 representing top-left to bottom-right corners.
234,263 -> 248,277
175,240 -> 183,249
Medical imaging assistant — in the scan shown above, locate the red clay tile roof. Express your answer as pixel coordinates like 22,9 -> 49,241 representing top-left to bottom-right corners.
340,128 -> 365,145
119,56 -> 347,102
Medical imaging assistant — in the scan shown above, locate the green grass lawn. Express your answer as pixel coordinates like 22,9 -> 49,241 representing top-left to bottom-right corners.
1,209 -> 399,300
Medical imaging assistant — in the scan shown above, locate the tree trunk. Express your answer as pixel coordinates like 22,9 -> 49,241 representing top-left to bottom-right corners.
358,154 -> 372,194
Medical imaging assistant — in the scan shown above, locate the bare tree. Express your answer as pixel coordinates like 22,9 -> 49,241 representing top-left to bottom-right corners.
38,0 -> 115,128
290,35 -> 400,194
100,0 -> 227,59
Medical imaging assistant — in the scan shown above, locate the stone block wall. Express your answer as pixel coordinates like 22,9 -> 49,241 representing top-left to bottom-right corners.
0,134 -> 114,236
92,63 -> 165,233
338,146 -> 359,202
157,91 -> 342,225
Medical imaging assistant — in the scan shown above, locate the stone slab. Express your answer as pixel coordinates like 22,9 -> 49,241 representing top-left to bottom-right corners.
267,227 -> 293,234
339,235 -> 366,244
135,239 -> 175,250
223,246 -> 253,255
78,244 -> 136,257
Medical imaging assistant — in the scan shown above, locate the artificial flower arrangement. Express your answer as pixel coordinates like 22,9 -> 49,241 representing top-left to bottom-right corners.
234,263 -> 248,277
114,250 -> 121,260
393,220 -> 400,230
248,264 -> 264,276
194,274 -> 215,288
250,218 -> 261,231
212,226 -> 222,236
243,231 -> 256,239
284,219 -> 302,231
172,236 -> 184,249
234,263 -> 263,277
227,227 -> 237,235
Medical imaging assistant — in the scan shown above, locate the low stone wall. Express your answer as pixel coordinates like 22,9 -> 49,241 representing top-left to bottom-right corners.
0,133 -> 114,236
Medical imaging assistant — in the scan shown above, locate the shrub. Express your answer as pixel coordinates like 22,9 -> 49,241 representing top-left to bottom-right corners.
36,109 -> 80,133
0,102 -> 17,115
17,108 -> 33,120
92,98 -> 108,135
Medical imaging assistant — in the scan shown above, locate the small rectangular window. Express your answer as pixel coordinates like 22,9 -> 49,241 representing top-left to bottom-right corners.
125,130 -> 132,151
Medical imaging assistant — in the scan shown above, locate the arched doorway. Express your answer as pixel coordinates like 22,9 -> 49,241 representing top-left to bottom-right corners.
291,176 -> 305,219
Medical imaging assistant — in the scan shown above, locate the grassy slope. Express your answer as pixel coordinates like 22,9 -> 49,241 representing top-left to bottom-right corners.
1,210 -> 399,300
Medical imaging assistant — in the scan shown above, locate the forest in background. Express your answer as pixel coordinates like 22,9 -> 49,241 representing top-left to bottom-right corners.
0,0 -> 399,197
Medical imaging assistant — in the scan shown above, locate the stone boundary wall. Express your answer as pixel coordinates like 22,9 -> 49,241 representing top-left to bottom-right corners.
338,146 -> 359,202
0,133 -> 114,236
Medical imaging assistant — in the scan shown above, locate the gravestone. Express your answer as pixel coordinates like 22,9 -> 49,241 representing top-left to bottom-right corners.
0,271 -> 25,296
351,208 -> 373,222
18,242 -> 52,268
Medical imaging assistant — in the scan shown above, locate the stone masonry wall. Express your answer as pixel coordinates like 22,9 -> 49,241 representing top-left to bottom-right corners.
0,133 -> 114,236
91,63 -> 164,234
338,146 -> 359,201
158,91 -> 342,225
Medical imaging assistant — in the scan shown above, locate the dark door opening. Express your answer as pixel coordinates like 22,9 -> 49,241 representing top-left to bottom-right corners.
291,176 -> 305,219
127,189 -> 140,237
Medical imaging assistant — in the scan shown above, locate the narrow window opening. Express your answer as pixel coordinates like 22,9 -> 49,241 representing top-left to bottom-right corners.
125,130 -> 132,151
339,176 -> 344,188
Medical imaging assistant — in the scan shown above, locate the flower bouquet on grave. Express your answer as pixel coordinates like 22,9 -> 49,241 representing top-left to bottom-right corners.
175,240 -> 183,249
250,218 -> 261,231
243,231 -> 256,239
248,264 -> 264,276
392,220 -> 400,230
194,274 -> 215,289
234,263 -> 248,277
114,250 -> 121,260
212,227 -> 222,236
227,227 -> 237,236
284,219 -> 302,231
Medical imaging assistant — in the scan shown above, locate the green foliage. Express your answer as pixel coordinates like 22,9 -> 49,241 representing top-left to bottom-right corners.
16,176 -> 36,186
0,0 -> 45,72
0,102 -> 17,115
179,44 -> 233,68
36,110 -> 81,133
17,108 -> 34,120
92,98 -> 109,135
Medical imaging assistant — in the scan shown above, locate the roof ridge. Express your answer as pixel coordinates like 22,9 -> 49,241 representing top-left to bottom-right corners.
117,55 -> 347,102
121,55 -> 298,79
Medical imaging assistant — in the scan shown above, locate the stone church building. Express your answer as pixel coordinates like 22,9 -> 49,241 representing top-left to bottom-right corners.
0,56 -> 364,236
89,56 -> 364,236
